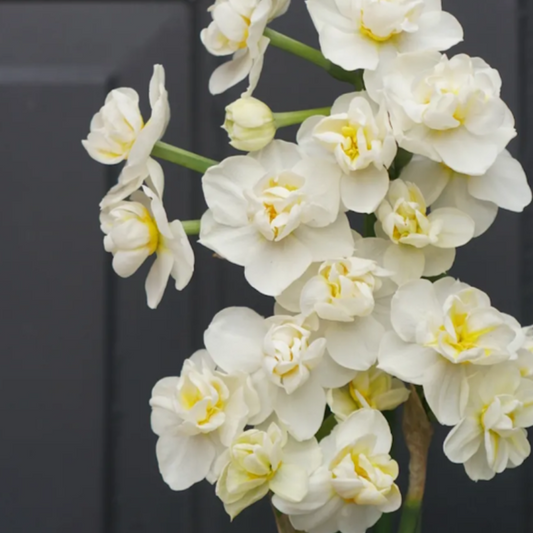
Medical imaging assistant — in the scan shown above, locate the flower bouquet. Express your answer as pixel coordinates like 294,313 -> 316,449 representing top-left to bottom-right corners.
82,0 -> 533,531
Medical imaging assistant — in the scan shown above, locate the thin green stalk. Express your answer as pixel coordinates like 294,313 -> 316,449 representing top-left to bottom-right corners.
273,107 -> 331,128
264,28 -> 364,87
151,141 -> 218,174
398,500 -> 422,533
181,220 -> 201,235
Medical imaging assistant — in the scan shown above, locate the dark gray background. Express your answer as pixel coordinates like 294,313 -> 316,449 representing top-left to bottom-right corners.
0,1 -> 531,532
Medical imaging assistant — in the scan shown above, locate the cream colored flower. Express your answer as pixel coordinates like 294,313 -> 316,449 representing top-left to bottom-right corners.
328,366 -> 409,420
376,179 -> 474,285
444,364 -> 533,481
150,350 -> 261,491
273,409 -> 401,533
215,422 -> 321,518
82,64 -> 169,166
100,185 -> 194,309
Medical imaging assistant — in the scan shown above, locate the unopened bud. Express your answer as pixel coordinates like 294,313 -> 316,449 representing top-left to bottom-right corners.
223,97 -> 276,152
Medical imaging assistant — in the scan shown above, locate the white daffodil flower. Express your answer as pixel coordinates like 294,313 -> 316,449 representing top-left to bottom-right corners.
376,179 -> 475,285
298,92 -> 396,214
328,366 -> 410,421
100,186 -> 194,309
400,151 -> 532,237
276,234 -> 395,372
378,277 -> 522,425
82,64 -> 169,167
306,0 -> 462,72
150,350 -> 261,491
273,409 -> 401,533
215,422 -> 322,518
367,52 -> 516,176
201,0 -> 290,95
223,96 -> 276,151
199,140 -> 354,296
204,308 -> 349,440
444,364 -> 533,481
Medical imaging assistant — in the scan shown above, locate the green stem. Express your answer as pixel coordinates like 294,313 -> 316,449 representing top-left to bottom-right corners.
151,141 -> 218,174
273,107 -> 331,128
398,500 -> 422,533
264,28 -> 364,87
181,220 -> 201,235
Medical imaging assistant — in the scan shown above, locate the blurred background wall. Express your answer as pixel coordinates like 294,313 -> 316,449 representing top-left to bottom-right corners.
0,0 -> 532,532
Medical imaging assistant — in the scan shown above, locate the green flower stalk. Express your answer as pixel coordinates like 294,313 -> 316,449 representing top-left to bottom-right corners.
223,96 -> 330,152
151,141 -> 217,174
264,28 -> 364,89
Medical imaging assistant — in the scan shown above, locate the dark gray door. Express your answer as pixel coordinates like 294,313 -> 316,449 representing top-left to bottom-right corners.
0,1 -> 531,532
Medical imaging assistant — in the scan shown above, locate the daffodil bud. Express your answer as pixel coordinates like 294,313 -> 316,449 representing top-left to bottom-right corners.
223,97 -> 276,152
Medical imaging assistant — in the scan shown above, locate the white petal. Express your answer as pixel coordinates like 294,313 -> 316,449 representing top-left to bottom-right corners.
282,436 -> 323,475
209,50 -> 253,95
276,264 -> 317,314
432,177 -> 497,237
274,376 -> 327,441
204,307 -> 267,374
320,27 -> 379,71
428,208 -> 475,248
468,150 -> 532,212
112,248 -> 150,278
326,317 -> 383,371
297,116 -> 332,159
245,36 -> 269,95
156,434 -> 215,491
378,331 -> 440,385
202,156 -> 265,226
199,210 -> 261,266
129,98 -> 169,168
315,353 -> 357,388
383,244 -> 425,286
422,246 -> 455,277
294,215 -> 355,262
399,11 -> 463,53
245,236 -> 313,296
423,360 -> 468,425
443,417 -> 483,464
464,445 -> 495,481
336,408 -> 392,454
340,166 -> 390,214
399,155 -> 450,205
252,139 -> 303,174
272,467 -> 334,515
168,220 -> 195,290
337,504 -> 382,533
390,279 -> 441,342
270,464 -> 309,502
292,157 -> 342,223
431,127 -> 500,175
145,250 -> 174,309
306,0 -> 354,32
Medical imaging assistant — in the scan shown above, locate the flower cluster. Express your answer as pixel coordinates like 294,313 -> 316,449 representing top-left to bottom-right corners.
82,0 -> 533,531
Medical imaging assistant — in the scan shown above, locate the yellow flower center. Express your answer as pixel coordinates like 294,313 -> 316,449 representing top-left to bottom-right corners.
140,208 -> 160,255
443,311 -> 495,354
341,126 -> 360,160
238,16 -> 251,49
